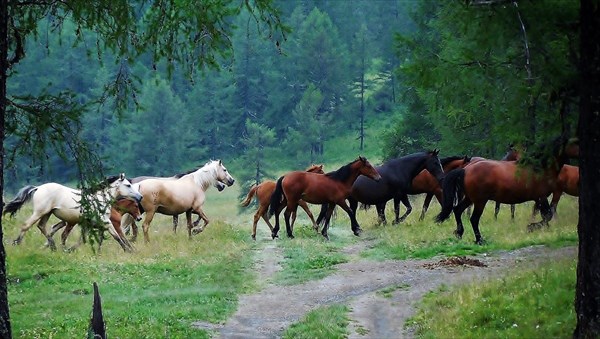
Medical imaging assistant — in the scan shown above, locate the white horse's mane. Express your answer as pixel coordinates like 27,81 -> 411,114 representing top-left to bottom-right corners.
191,160 -> 222,189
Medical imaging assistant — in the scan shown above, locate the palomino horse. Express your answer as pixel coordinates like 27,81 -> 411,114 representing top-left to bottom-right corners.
132,160 -> 235,243
406,155 -> 470,221
48,197 -> 142,252
346,150 -> 444,225
129,174 -> 226,234
493,144 -> 522,220
270,156 -> 381,240
436,137 -> 579,244
3,174 -> 142,251
240,164 -> 324,240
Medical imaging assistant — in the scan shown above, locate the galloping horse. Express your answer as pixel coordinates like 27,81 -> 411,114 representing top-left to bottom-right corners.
436,137 -> 579,244
240,164 -> 324,240
3,174 -> 142,251
493,144 -> 522,220
406,155 -> 470,221
129,174 -> 226,234
269,156 -> 381,240
347,150 -> 444,225
48,197 -> 142,252
132,160 -> 235,243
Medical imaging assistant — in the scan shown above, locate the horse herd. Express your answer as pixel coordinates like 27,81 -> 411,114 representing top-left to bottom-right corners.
3,137 -> 580,252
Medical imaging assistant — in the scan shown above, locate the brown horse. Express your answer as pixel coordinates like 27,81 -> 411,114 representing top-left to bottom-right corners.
494,144 -> 522,220
269,156 -> 381,240
406,156 -> 471,221
48,198 -> 142,252
533,164 -> 579,218
240,164 -> 324,240
436,138 -> 579,244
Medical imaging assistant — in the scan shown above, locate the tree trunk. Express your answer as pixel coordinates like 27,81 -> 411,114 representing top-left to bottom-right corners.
574,0 -> 600,337
0,0 -> 12,336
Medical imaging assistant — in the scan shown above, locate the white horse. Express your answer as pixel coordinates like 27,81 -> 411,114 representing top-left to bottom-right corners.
124,160 -> 235,243
4,173 -> 142,251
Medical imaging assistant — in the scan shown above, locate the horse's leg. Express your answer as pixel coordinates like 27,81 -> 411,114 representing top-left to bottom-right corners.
452,198 -> 472,239
13,212 -> 45,246
47,221 -> 66,247
283,204 -> 295,239
191,209 -> 209,235
347,197 -> 359,222
528,198 -> 552,232
60,222 -> 77,249
494,202 -> 501,220
185,210 -> 193,239
320,203 -> 336,240
172,215 -> 178,234
337,201 -> 363,237
419,193 -> 436,221
469,202 -> 487,245
252,203 -> 267,240
104,222 -> 132,252
35,214 -> 55,251
375,203 -> 387,225
299,200 -> 319,232
396,195 -> 412,223
141,210 -> 157,243
510,204 -> 516,220
550,192 -> 561,219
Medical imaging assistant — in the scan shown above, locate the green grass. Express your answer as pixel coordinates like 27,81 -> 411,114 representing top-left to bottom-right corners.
408,258 -> 577,338
283,304 -> 350,339
4,194 -> 256,338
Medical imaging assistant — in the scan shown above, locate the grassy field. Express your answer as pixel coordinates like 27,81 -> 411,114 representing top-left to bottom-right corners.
3,179 -> 580,338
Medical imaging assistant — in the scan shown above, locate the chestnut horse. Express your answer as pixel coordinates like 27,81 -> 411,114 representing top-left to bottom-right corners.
346,150 -> 444,225
269,156 -> 381,240
436,138 -> 579,244
533,164 -> 579,218
406,155 -> 471,221
3,174 -> 142,251
48,198 -> 142,252
240,164 -> 324,240
493,144 -> 522,220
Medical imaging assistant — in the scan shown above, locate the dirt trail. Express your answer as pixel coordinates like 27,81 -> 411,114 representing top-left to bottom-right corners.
193,236 -> 576,338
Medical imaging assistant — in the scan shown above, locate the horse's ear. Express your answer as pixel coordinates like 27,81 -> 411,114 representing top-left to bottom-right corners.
219,159 -> 222,165
433,149 -> 439,156
359,155 -> 366,162
120,173 -> 125,180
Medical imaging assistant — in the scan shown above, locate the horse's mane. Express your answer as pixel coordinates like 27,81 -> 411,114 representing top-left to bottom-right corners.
191,160 -> 222,187
440,156 -> 463,167
173,167 -> 198,178
325,159 -> 357,182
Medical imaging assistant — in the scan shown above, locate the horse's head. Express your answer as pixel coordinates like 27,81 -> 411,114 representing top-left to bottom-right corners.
502,143 -> 522,161
357,156 -> 381,182
111,173 -> 143,203
116,198 -> 142,222
214,181 -> 226,192
425,149 -> 445,183
214,160 -> 235,186
306,164 -> 325,174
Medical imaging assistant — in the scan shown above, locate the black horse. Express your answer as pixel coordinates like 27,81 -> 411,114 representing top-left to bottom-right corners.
322,150 -> 444,225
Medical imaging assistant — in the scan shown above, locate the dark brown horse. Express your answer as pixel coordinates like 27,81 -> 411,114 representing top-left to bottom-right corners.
406,156 -> 471,221
347,150 -> 444,225
241,164 -> 324,240
269,156 -> 381,240
494,144 -> 522,220
436,138 -> 579,244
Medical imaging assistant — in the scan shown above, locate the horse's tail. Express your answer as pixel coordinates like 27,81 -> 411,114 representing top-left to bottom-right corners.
3,185 -> 38,218
268,176 -> 285,217
316,203 -> 327,226
240,184 -> 258,207
435,168 -> 465,223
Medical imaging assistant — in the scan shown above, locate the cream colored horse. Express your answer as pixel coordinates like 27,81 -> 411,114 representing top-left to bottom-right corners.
3,173 -> 142,251
129,160 -> 235,243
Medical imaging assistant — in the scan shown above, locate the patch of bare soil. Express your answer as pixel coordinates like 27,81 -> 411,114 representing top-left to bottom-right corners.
192,240 -> 576,339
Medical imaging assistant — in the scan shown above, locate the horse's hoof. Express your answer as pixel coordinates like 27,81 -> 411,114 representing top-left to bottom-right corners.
474,238 -> 485,245
192,227 -> 203,235
322,233 -> 330,241
353,228 -> 362,236
287,234 -> 295,239
252,235 -> 256,241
